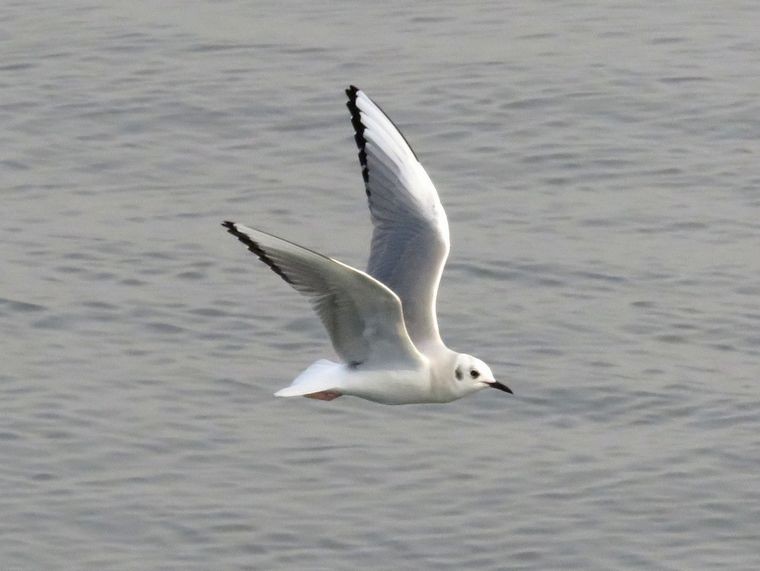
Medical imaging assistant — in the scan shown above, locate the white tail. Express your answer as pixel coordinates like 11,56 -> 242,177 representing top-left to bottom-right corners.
274,359 -> 343,398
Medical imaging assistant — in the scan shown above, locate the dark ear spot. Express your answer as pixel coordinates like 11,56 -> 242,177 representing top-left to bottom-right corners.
455,366 -> 463,381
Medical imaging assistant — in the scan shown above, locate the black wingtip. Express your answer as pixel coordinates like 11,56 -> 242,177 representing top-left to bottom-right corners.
221,220 -> 294,285
345,85 -> 370,190
345,85 -> 419,164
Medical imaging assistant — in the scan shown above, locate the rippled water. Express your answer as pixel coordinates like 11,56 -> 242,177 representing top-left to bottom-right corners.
3,1 -> 760,569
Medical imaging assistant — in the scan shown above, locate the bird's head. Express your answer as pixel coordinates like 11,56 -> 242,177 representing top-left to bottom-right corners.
452,353 -> 513,398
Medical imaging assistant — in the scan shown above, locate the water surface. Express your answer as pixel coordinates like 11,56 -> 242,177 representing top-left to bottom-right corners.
3,1 -> 760,569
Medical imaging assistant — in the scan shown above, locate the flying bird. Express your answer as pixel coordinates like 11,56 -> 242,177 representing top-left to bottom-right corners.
223,86 -> 512,404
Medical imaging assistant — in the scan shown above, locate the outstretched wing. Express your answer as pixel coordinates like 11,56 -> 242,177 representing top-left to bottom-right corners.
223,221 -> 423,368
346,86 -> 450,347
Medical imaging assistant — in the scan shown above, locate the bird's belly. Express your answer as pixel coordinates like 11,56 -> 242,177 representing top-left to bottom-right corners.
341,368 -> 432,405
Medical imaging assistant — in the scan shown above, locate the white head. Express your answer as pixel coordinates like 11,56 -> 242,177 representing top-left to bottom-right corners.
450,353 -> 513,399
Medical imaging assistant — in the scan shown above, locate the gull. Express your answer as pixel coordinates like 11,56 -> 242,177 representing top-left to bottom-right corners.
222,85 -> 512,404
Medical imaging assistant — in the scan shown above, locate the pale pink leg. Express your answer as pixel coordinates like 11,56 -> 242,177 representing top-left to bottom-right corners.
304,390 -> 342,401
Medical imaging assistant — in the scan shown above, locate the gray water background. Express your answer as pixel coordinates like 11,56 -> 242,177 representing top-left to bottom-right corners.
3,1 -> 760,569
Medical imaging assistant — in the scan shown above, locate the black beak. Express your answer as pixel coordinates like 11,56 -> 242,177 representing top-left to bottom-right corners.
488,381 -> 513,394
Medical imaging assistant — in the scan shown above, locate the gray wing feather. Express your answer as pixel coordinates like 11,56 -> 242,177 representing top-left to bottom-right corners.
223,221 -> 423,367
346,86 -> 450,346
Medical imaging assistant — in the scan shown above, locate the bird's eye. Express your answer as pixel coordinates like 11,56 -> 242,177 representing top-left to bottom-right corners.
455,367 -> 463,381
470,370 -> 479,379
